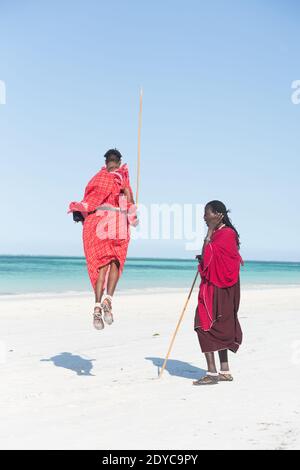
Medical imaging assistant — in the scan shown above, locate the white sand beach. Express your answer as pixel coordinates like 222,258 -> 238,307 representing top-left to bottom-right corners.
0,287 -> 300,450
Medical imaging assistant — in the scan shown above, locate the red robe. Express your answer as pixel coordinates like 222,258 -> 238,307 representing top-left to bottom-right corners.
197,227 -> 243,331
68,164 -> 136,290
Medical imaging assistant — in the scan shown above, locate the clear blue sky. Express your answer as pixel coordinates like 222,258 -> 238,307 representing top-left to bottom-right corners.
0,0 -> 299,260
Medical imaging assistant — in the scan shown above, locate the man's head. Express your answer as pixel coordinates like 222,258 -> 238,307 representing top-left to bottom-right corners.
204,200 -> 227,227
104,148 -> 122,172
204,200 -> 240,247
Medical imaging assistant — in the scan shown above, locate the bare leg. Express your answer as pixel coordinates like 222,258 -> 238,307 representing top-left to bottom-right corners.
217,349 -> 234,381
204,352 -> 218,373
192,351 -> 218,385
95,265 -> 109,305
101,261 -> 120,325
92,265 -> 109,330
218,349 -> 229,372
106,260 -> 120,296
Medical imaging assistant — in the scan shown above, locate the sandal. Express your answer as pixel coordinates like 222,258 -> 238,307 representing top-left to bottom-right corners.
192,374 -> 219,386
101,295 -> 114,325
218,372 -> 233,381
93,302 -> 104,330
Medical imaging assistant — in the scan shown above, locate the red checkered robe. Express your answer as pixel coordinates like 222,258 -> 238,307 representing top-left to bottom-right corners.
68,164 -> 136,291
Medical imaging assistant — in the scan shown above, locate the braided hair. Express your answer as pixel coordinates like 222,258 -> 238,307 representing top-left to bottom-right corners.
104,148 -> 123,164
206,200 -> 240,248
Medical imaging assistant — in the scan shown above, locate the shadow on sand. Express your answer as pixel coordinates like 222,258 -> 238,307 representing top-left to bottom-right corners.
41,352 -> 95,376
145,357 -> 206,380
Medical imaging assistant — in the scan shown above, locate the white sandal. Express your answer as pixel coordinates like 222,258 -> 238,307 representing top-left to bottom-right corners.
93,302 -> 104,330
101,295 -> 114,325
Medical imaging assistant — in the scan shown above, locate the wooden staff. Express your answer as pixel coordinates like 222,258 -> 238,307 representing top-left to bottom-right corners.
158,270 -> 199,379
136,88 -> 143,205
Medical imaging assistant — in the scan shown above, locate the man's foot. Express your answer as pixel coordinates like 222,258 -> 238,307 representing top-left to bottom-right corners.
192,374 -> 219,386
101,295 -> 114,325
218,371 -> 233,381
93,303 -> 104,330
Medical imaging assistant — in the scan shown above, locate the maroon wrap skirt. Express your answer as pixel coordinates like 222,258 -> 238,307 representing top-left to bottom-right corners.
194,279 -> 243,353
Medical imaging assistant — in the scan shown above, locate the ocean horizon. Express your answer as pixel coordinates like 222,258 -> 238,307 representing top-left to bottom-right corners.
1,255 -> 300,296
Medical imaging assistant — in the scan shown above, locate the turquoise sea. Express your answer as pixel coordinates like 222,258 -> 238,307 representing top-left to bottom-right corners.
0,256 -> 300,296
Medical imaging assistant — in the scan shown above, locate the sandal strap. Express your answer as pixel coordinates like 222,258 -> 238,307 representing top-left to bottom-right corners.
193,375 -> 218,385
95,302 -> 102,308
102,295 -> 113,304
93,311 -> 103,318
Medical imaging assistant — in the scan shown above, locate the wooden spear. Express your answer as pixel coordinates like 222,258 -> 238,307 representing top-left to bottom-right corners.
158,270 -> 199,379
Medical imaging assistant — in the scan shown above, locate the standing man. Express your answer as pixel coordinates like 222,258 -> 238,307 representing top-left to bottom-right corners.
193,200 -> 243,385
